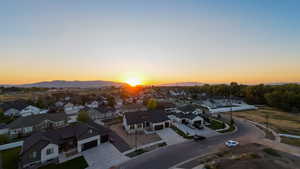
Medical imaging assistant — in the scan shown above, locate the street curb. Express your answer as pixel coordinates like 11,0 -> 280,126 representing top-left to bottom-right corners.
168,151 -> 218,169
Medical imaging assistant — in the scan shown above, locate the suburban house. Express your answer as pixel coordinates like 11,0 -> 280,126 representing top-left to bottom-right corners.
85,101 -> 99,108
177,105 -> 203,114
7,113 -> 67,138
87,106 -> 116,120
20,122 -> 110,169
64,103 -> 84,123
0,123 -> 8,135
119,104 -> 147,115
20,105 -> 48,117
54,101 -> 65,108
0,100 -> 30,117
168,113 -> 204,126
123,110 -> 170,134
4,108 -> 20,117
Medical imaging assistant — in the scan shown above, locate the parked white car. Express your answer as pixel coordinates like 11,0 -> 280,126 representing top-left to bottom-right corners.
225,140 -> 239,147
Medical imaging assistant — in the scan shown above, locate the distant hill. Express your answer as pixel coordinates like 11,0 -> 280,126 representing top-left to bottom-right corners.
265,82 -> 300,86
2,80 -> 125,88
157,82 -> 205,87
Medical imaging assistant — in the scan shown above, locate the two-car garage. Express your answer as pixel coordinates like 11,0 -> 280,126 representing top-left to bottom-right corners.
79,134 -> 110,152
78,135 -> 101,152
82,140 -> 98,151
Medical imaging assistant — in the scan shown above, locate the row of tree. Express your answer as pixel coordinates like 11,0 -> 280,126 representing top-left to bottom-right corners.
186,83 -> 300,113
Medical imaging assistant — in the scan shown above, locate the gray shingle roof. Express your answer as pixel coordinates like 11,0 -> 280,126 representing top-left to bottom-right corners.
7,113 -> 67,129
21,122 -> 109,155
125,110 -> 169,125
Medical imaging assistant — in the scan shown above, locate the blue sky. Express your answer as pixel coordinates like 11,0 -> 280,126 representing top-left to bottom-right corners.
0,0 -> 299,84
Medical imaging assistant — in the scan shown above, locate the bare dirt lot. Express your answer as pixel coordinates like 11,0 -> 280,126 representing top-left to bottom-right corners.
229,107 -> 300,147
180,143 -> 300,169
230,107 -> 300,135
110,123 -> 161,148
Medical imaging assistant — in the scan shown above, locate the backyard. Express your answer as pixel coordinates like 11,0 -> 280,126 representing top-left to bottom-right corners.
0,147 -> 21,169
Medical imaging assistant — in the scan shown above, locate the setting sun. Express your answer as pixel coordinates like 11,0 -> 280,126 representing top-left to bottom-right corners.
125,77 -> 142,87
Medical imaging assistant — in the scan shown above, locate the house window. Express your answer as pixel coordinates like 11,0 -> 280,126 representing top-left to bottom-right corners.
137,124 -> 142,128
129,125 -> 134,129
46,148 -> 54,155
30,151 -> 37,159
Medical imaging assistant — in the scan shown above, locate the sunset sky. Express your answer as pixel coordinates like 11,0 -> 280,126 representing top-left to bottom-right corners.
1,0 -> 299,85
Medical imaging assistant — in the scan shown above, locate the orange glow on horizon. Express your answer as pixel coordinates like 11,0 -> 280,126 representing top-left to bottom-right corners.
125,77 -> 142,87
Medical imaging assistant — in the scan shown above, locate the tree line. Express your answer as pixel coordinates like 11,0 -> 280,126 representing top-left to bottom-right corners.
187,83 -> 300,113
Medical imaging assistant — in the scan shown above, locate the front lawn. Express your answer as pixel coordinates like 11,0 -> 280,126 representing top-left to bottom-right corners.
171,126 -> 193,139
218,125 -> 236,133
0,147 -> 21,169
281,137 -> 300,147
126,149 -> 148,158
40,156 -> 88,169
206,119 -> 225,130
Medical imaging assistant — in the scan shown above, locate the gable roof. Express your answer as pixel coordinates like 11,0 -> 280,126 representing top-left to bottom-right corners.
178,105 -> 200,112
170,112 -> 200,120
21,122 -> 109,155
0,99 -> 30,111
125,109 -> 169,125
7,113 -> 67,129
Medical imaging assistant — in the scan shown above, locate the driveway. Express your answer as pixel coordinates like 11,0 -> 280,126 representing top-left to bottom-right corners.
83,143 -> 129,169
157,128 -> 186,145
110,123 -> 161,148
174,123 -> 219,137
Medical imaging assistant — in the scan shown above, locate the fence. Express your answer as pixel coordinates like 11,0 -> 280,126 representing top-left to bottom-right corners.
0,141 -> 23,151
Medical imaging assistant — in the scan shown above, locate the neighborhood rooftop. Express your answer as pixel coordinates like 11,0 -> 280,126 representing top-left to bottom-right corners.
7,113 -> 67,129
125,109 -> 169,125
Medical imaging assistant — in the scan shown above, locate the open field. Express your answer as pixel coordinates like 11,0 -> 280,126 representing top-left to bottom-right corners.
230,107 -> 300,136
179,143 -> 300,169
281,137 -> 300,147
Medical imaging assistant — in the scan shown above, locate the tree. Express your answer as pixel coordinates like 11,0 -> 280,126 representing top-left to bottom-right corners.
77,110 -> 90,122
147,98 -> 157,110
107,96 -> 116,108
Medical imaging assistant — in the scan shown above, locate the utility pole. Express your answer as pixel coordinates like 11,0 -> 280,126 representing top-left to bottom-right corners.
265,114 -> 269,129
229,85 -> 233,123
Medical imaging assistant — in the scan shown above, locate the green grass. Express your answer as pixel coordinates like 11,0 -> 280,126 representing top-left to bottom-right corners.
126,149 -> 148,158
281,137 -> 300,147
218,125 -> 236,133
39,156 -> 88,169
0,147 -> 21,169
158,142 -> 167,147
206,119 -> 225,130
263,148 -> 281,157
171,126 -> 193,139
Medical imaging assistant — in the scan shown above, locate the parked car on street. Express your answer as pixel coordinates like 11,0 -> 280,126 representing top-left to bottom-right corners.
225,140 -> 239,147
193,135 -> 206,141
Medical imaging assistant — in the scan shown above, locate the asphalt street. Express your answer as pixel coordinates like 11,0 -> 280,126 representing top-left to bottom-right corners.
117,117 -> 264,169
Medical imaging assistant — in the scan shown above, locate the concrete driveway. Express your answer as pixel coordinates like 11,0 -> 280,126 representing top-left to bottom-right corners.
157,128 -> 186,145
175,123 -> 219,137
83,143 -> 129,169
